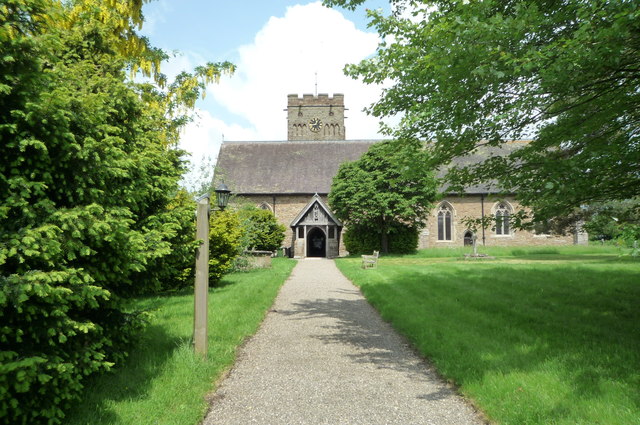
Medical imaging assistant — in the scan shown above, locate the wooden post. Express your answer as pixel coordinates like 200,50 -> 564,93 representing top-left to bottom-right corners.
194,197 -> 209,358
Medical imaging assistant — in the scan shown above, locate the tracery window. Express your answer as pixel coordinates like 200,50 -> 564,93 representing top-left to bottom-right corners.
437,203 -> 453,241
495,203 -> 511,235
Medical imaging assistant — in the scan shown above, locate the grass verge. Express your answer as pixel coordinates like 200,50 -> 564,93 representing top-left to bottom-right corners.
65,258 -> 296,425
336,247 -> 640,425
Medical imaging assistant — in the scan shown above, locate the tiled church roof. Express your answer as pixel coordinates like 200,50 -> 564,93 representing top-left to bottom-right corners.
214,139 -> 526,195
215,140 -> 378,194
442,142 -> 526,194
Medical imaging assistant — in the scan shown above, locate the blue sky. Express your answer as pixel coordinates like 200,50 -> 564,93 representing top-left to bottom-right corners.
138,1 -> 392,184
142,1 -> 389,63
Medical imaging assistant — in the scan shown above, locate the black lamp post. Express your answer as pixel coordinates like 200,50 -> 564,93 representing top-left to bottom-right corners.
214,182 -> 231,211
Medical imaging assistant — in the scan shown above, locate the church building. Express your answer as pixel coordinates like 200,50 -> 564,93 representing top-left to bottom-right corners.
214,93 -> 586,258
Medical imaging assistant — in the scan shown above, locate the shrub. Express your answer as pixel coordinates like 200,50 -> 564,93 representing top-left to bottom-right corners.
131,190 -> 198,294
388,225 -> 420,254
344,224 -> 419,255
344,226 -> 382,255
0,3 -> 206,423
209,210 -> 244,284
0,280 -> 148,424
238,206 -> 286,252
617,224 -> 640,257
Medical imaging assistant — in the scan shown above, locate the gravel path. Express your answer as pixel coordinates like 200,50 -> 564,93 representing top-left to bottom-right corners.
202,258 -> 485,425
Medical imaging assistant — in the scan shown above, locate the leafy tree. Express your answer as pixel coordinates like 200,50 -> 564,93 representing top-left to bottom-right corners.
583,198 -> 640,242
329,140 -> 438,253
0,1 -> 233,422
324,0 -> 640,224
238,205 -> 286,252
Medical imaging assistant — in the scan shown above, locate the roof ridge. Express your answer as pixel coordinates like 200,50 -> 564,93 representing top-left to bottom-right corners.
222,139 -> 384,145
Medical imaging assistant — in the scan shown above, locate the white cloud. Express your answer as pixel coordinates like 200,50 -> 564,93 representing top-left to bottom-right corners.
162,51 -> 204,81
178,108 -> 258,191
173,1 -> 395,189
215,2 -> 384,138
179,1 -> 386,170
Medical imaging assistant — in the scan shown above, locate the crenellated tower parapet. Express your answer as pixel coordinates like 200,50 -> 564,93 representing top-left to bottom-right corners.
286,93 -> 346,141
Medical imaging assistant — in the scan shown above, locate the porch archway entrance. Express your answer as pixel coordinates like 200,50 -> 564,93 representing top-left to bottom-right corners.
307,227 -> 326,257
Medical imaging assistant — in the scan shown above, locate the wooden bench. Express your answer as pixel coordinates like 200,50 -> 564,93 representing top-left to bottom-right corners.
361,250 -> 380,269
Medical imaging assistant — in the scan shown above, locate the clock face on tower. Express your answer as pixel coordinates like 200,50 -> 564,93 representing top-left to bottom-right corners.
309,117 -> 323,133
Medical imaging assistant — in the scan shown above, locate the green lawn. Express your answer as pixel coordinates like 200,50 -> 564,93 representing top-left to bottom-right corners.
64,258 -> 296,425
336,246 -> 640,425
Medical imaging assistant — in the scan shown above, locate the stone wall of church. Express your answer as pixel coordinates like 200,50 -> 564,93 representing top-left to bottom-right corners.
419,195 -> 582,249
240,194 -> 311,247
233,193 -> 585,257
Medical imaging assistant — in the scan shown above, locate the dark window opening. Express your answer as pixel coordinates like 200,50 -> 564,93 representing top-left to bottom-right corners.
437,204 -> 453,241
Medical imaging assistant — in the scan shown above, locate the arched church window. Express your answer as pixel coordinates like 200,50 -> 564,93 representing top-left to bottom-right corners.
495,202 -> 511,235
258,202 -> 272,212
437,203 -> 453,241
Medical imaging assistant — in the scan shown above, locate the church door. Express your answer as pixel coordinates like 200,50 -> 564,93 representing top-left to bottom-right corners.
307,227 -> 326,257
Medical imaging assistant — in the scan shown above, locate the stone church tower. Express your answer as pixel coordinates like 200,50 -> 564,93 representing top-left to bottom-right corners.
286,93 -> 346,141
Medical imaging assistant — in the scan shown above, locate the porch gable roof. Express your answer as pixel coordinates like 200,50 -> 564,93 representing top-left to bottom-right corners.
290,194 -> 343,228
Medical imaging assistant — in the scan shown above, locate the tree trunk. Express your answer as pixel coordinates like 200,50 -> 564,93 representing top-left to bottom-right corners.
381,231 -> 389,254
